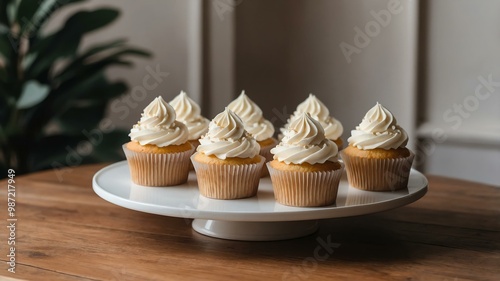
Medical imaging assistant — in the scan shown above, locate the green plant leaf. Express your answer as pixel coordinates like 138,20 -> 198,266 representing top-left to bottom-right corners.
29,129 -> 128,171
0,1 -> 11,26
16,80 -> 50,109
16,0 -> 40,30
84,80 -> 127,101
25,8 -> 121,80
0,33 -> 9,81
65,8 -> 119,34
0,33 -> 10,54
0,66 -> 7,83
25,32 -> 80,80
0,32 -> 13,61
21,51 -> 36,69
28,134 -> 88,171
22,70 -> 106,134
6,1 -> 17,26
52,38 -> 129,77
0,161 -> 7,179
55,47 -> 150,83
28,0 -> 86,35
12,0 -> 89,40
55,72 -> 127,101
78,38 -> 128,57
56,101 -> 107,134
63,74 -> 127,102
91,129 -> 128,161
50,70 -> 105,110
28,32 -> 53,53
90,48 -> 151,64
1,2 -> 151,175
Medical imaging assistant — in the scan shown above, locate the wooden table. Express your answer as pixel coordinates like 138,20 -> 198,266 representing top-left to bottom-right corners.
0,164 -> 499,281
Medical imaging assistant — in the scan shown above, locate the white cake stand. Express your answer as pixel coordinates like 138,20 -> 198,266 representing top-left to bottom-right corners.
92,161 -> 428,241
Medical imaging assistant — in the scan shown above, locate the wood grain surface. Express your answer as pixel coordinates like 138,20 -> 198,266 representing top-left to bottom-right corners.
0,164 -> 499,281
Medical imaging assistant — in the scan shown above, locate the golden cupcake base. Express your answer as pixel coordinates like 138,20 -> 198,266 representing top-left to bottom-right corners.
191,153 -> 265,200
340,146 -> 415,191
123,142 -> 194,187
267,160 -> 344,207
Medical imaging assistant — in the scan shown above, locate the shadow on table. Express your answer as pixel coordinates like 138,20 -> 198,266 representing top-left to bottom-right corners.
129,204 -> 499,270
185,210 -> 497,262
185,215 -> 413,263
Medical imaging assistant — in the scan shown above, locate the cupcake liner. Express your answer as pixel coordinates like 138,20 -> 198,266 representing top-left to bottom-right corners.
188,140 -> 201,171
259,138 -> 278,177
191,153 -> 265,200
340,150 -> 415,191
267,163 -> 344,207
123,144 -> 194,187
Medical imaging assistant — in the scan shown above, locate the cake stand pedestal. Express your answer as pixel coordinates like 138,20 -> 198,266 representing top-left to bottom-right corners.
191,219 -> 319,241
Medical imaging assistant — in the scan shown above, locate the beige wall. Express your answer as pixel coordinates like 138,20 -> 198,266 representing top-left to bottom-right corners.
47,0 -> 499,185
417,0 -> 500,185
48,0 -> 418,140
235,0 -> 418,149
46,0 -> 194,129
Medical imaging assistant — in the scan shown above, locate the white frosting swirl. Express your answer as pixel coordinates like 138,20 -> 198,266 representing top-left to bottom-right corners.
322,117 -> 343,140
197,108 -> 260,159
129,96 -> 189,147
169,91 -> 210,140
227,91 -> 275,141
348,102 -> 408,150
296,93 -> 330,120
271,113 -> 338,165
281,94 -> 343,140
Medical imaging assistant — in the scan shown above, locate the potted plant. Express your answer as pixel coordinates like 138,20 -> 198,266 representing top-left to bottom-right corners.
0,0 -> 150,177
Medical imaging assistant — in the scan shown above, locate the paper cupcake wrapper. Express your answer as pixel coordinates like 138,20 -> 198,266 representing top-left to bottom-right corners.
123,144 -> 194,187
191,153 -> 265,200
259,138 -> 278,177
340,150 -> 415,191
266,163 -> 344,207
188,140 -> 201,171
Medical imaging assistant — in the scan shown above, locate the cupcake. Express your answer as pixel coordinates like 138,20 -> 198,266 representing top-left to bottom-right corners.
281,94 -> 344,149
227,91 -> 277,176
268,112 -> 344,207
191,108 -> 265,199
340,103 -> 414,191
124,96 -> 194,186
169,91 -> 210,169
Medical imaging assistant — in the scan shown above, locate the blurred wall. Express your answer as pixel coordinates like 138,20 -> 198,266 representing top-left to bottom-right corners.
235,0 -> 418,149
49,0 -> 499,185
48,0 -> 418,142
46,0 -> 197,128
417,0 -> 500,185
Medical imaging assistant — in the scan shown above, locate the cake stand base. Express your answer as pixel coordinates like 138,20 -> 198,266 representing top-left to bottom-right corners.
192,219 -> 319,241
